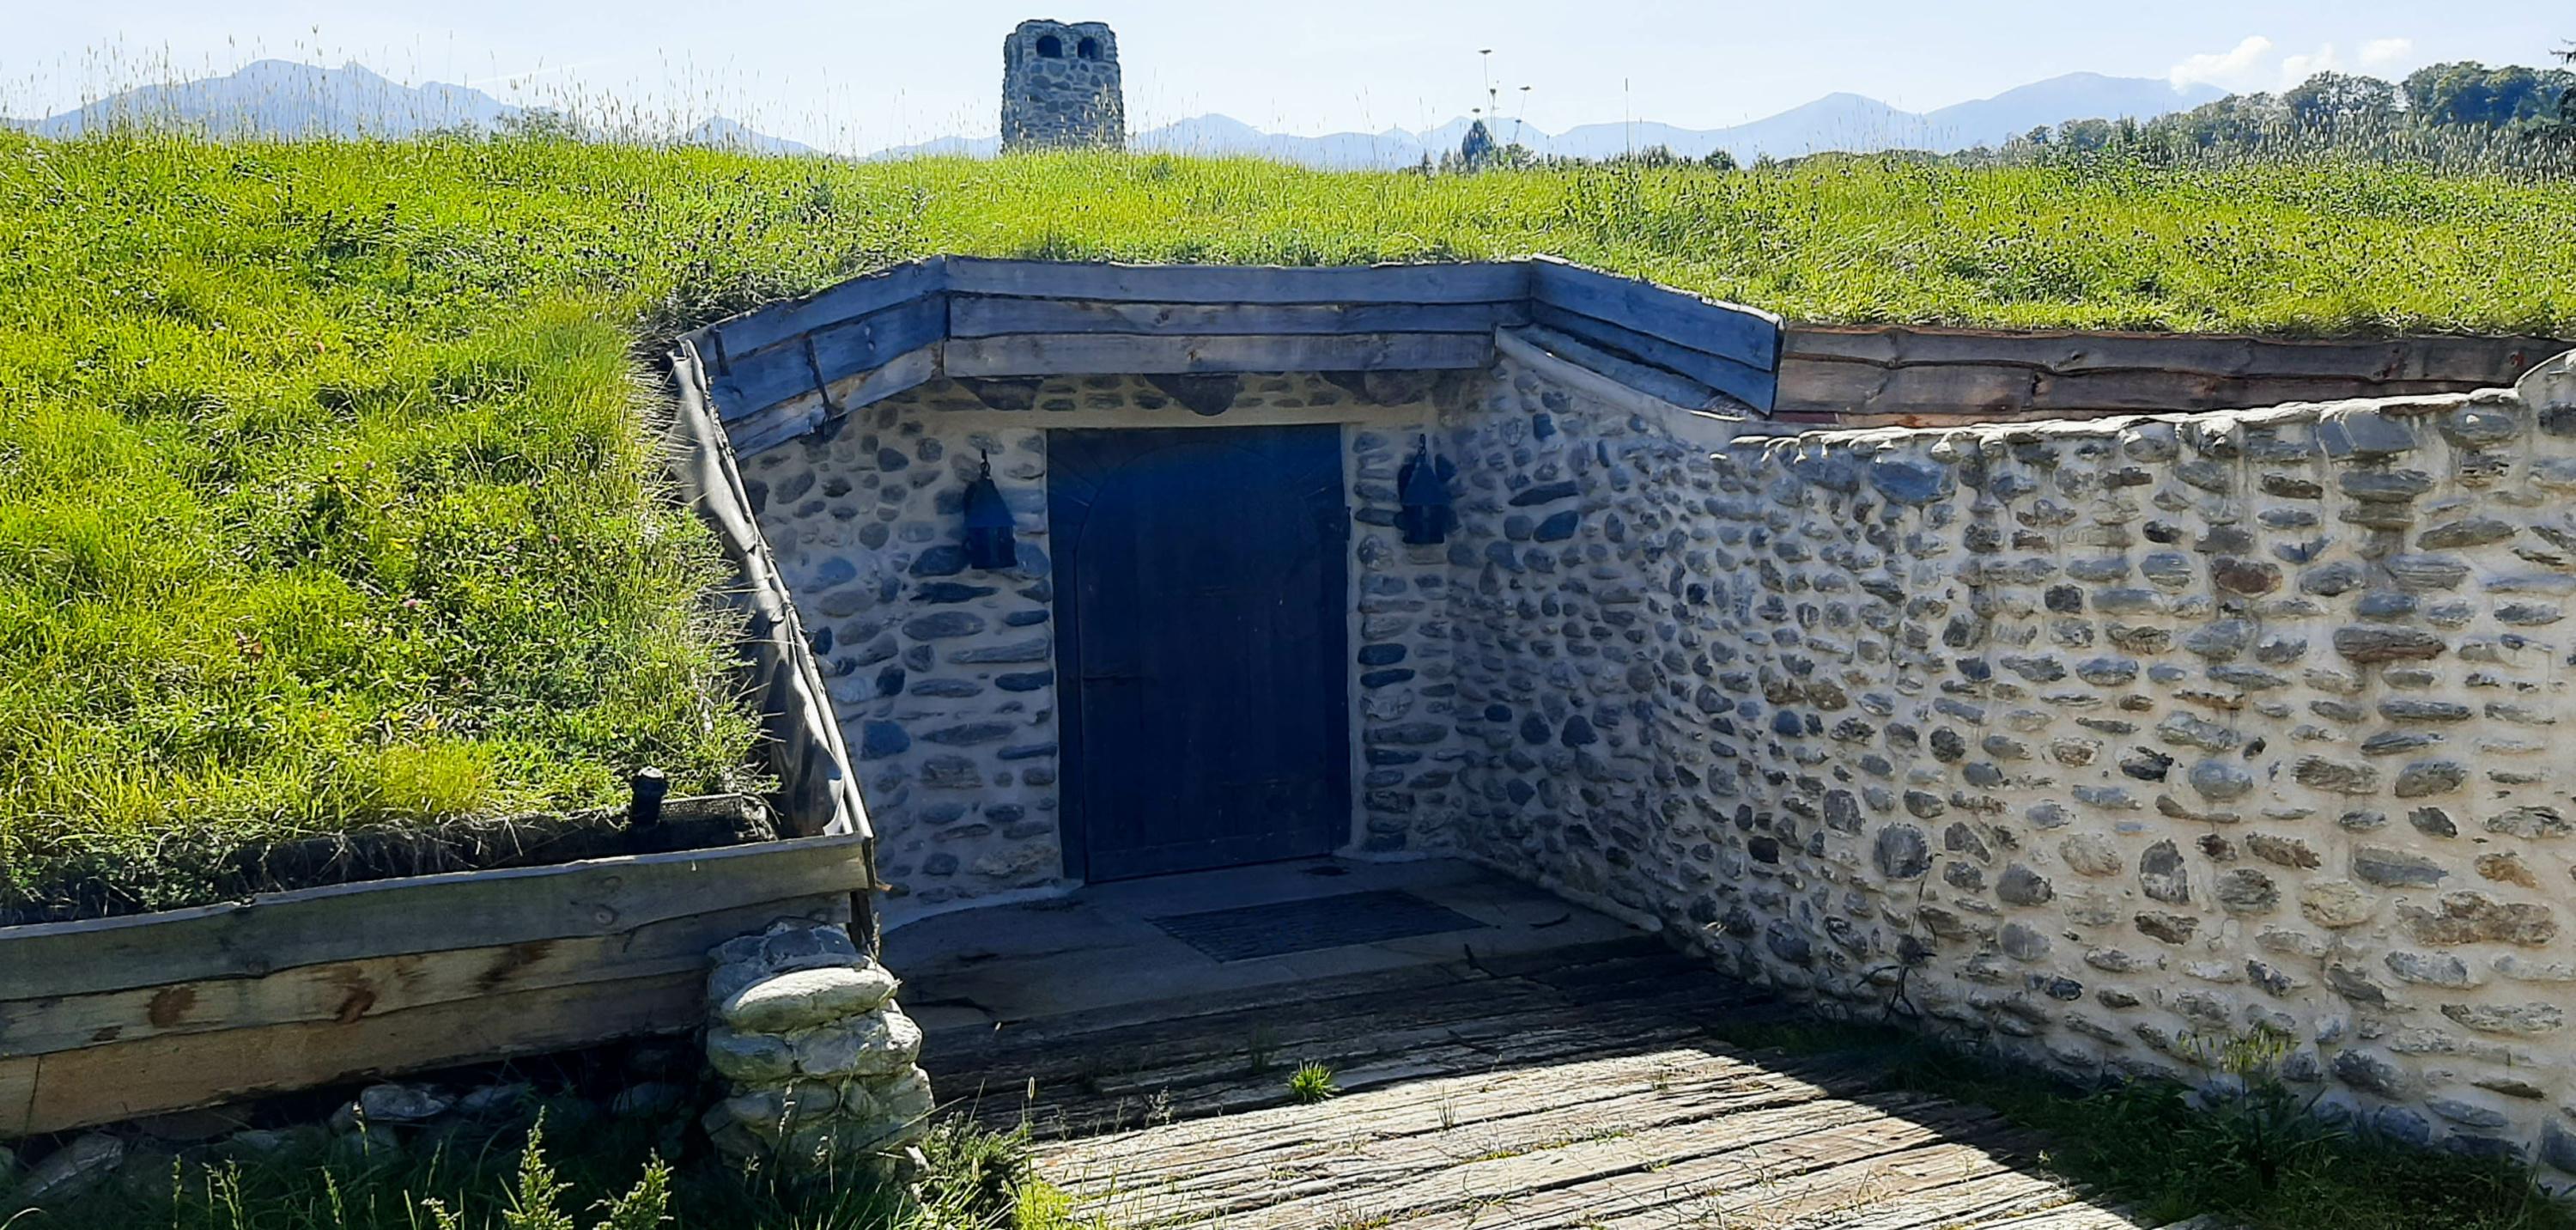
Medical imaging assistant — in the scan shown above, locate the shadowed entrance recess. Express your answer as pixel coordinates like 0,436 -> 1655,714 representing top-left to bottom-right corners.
1145,888 -> 1489,961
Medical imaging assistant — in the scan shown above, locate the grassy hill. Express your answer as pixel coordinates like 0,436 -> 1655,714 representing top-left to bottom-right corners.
2,132 -> 2572,914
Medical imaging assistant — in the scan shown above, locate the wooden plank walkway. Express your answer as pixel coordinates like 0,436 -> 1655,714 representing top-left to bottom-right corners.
924,936 -> 2183,1229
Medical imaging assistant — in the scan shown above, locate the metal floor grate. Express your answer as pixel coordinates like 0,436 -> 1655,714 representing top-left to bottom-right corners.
1145,889 -> 1491,962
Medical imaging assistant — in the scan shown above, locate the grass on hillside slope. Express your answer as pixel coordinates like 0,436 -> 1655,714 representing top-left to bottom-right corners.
2,133 -> 2573,914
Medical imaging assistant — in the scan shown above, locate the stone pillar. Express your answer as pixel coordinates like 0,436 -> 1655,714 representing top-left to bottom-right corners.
699,919 -> 933,1178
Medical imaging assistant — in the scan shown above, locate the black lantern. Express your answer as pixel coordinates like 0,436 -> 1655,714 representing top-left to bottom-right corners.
963,451 -> 1018,570
1396,435 -> 1457,546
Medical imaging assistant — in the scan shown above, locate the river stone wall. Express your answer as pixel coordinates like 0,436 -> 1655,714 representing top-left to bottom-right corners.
1439,347 -> 2576,1178
735,371 -> 1459,924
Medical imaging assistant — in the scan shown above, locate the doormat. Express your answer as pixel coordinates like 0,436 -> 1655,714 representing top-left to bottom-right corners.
1146,890 -> 1490,962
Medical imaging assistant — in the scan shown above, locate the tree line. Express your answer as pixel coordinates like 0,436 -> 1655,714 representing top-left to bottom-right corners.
1437,45 -> 2576,175
2025,59 -> 2574,156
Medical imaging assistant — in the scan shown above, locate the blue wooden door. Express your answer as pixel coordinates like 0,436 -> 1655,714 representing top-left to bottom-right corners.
1050,426 -> 1350,881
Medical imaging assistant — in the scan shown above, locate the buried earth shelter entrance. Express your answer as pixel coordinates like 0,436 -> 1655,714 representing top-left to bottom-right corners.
677,255 -> 1782,923
1049,424 -> 1351,881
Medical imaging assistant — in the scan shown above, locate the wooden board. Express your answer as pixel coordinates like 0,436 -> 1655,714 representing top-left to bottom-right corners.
682,259 -> 1803,438
1776,325 -> 2574,423
0,1056 -> 32,1141
1783,357 -> 2038,419
3,969 -> 704,1136
723,345 -> 941,457
698,257 -> 946,366
944,332 -> 1494,378
1529,256 -> 1783,369
1783,323 -> 2569,382
925,932 -> 2179,1230
950,295 -> 1526,338
1048,1053 -> 1882,1209
1502,326 -> 1722,411
1530,301 -> 1777,410
3,895 -> 847,1058
945,259 -> 1531,305
708,295 -> 946,420
0,832 -> 872,1002
933,941 -> 1778,1138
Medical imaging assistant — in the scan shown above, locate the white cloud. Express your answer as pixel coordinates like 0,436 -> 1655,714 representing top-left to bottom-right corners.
2171,34 -> 2416,94
2359,38 -> 2414,70
2279,44 -> 2342,86
2170,35 -> 2275,91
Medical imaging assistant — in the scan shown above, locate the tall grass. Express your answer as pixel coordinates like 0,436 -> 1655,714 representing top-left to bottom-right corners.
21,1107 -> 1072,1230
2,131 -> 2572,912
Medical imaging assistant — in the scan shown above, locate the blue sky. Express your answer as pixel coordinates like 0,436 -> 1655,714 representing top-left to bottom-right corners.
3,1 -> 2564,152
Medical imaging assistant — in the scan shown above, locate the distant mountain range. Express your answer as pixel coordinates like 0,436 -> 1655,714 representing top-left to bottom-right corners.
3,58 -> 811,154
7,59 -> 2215,167
873,73 -> 2224,167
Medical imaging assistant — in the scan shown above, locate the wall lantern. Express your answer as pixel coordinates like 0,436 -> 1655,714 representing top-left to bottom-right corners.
1396,435 -> 1458,546
963,451 -> 1019,570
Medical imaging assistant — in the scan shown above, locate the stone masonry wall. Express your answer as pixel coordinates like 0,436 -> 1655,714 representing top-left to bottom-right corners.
1439,347 -> 2576,1178
739,371 -> 1455,924
1439,354 -> 1716,903
1352,406 -> 1477,858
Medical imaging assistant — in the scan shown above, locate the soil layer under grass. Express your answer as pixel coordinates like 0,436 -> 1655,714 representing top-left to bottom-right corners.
3,133 -> 2572,918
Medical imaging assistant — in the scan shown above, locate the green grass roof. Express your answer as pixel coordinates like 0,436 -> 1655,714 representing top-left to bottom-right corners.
3,134 -> 2572,914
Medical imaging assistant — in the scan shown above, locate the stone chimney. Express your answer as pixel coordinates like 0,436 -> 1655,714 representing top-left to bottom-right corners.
1000,19 -> 1125,152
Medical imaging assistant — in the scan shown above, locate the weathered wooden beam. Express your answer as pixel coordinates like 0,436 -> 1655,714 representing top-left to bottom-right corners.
0,832 -> 872,1002
722,345 -> 942,457
950,295 -> 1527,338
708,295 -> 946,422
2,895 -> 847,1060
1529,257 -> 1782,371
1498,326 -> 1722,413
698,258 -> 947,368
944,332 -> 1494,378
2,969 -> 708,1136
0,1057 -> 31,1141
1529,302 -> 1776,411
944,259 -> 1533,305
1777,359 -> 2038,419
1783,324 -> 2572,385
2029,369 -> 2387,415
1490,331 -> 1745,448
1772,351 -> 2523,421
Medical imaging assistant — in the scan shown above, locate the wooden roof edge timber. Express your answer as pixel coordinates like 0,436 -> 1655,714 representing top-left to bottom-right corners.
690,257 -> 1794,441
1496,326 -> 1755,451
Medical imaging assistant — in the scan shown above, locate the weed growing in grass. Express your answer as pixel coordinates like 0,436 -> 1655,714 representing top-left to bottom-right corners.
1287,1063 -> 1340,1105
2179,1024 -> 2339,1192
